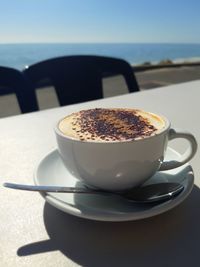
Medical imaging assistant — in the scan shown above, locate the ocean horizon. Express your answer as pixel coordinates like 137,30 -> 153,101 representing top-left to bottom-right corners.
1,43 -> 200,70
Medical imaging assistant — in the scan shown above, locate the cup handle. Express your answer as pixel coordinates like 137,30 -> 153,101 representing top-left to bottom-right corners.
159,128 -> 197,171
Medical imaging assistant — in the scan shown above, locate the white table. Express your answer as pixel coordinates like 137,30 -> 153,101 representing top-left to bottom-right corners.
1,80 -> 200,267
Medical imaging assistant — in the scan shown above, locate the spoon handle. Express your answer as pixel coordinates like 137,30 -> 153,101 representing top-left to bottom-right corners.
3,182 -> 99,194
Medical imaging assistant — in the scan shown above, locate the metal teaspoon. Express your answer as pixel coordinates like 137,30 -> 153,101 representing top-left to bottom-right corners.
3,182 -> 184,203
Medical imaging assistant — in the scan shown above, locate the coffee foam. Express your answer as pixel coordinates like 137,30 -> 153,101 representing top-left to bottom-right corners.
58,108 -> 166,142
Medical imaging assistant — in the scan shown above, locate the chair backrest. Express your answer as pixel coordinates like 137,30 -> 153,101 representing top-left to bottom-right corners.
23,55 -> 139,106
0,66 -> 38,113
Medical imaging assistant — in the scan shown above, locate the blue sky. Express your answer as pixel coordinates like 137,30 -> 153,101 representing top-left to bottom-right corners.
0,0 -> 200,43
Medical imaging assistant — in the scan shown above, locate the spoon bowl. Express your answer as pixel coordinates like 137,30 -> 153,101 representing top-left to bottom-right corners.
120,182 -> 184,203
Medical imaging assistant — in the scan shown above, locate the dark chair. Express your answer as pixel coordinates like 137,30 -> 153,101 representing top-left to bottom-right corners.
23,55 -> 139,106
0,66 -> 38,113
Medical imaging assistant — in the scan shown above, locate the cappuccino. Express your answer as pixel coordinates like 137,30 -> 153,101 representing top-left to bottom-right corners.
58,108 -> 166,142
55,108 -> 197,191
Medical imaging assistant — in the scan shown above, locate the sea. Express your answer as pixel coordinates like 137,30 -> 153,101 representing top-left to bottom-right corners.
1,43 -> 200,70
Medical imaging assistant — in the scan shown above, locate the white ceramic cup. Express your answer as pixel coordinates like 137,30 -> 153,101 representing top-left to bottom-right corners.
55,110 -> 197,191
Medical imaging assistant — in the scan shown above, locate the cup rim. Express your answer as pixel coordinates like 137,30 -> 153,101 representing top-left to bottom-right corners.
54,108 -> 171,144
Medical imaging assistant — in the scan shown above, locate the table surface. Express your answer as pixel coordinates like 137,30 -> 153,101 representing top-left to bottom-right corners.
1,80 -> 200,267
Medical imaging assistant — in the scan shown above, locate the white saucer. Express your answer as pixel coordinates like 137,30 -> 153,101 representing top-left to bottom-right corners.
34,147 -> 194,222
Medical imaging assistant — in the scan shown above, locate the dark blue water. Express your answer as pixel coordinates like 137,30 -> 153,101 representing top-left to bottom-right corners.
1,43 -> 200,70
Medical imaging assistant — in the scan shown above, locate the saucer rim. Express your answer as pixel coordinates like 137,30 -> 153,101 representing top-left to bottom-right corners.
34,148 -> 194,222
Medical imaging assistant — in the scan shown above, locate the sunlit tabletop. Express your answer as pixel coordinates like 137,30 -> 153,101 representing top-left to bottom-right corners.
0,80 -> 200,267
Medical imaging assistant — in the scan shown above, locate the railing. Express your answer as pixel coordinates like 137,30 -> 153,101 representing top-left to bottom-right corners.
132,61 -> 200,72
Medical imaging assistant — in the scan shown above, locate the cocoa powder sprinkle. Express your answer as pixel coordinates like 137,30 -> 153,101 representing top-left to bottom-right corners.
75,108 -> 158,141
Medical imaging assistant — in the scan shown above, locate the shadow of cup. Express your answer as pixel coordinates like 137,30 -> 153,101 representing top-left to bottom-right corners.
17,184 -> 200,267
